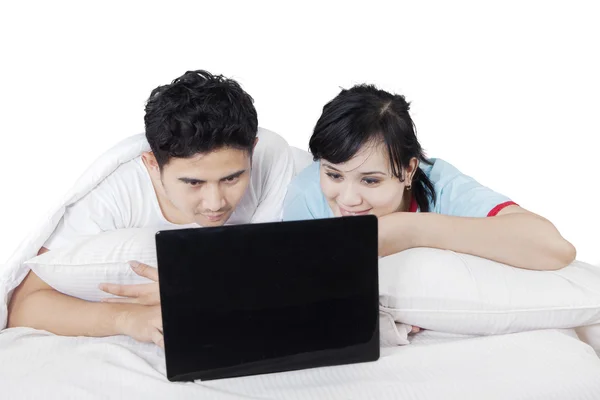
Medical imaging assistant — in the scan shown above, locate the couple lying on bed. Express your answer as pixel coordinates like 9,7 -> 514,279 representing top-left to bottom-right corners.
7,69 -> 576,348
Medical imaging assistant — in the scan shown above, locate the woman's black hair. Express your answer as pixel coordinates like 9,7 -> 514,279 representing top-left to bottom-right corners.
144,70 -> 258,169
309,84 -> 436,212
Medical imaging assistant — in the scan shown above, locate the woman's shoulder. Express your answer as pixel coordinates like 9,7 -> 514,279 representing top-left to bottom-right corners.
285,161 -> 323,206
284,161 -> 330,220
419,157 -> 512,217
419,158 -> 463,185
289,161 -> 321,190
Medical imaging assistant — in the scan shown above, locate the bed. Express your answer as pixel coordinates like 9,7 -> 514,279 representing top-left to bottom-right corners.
1,133 -> 599,399
0,326 -> 598,399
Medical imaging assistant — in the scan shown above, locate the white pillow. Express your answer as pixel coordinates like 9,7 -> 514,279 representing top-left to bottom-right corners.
576,324 -> 600,356
26,228 -> 600,342
25,228 -> 160,302
379,248 -> 600,335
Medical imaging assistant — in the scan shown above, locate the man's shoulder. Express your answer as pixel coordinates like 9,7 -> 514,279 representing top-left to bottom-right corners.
43,156 -> 159,249
248,128 -> 294,189
96,156 -> 149,193
255,127 -> 289,154
250,128 -> 290,172
82,156 -> 155,219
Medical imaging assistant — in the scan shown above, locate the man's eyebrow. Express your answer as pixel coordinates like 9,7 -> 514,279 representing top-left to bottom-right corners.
220,169 -> 246,180
178,169 -> 247,184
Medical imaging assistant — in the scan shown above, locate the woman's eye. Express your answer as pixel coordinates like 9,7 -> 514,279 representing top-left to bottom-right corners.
363,178 -> 381,185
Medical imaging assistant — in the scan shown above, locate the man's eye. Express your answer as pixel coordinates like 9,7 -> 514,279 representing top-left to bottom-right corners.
188,181 -> 202,186
224,176 -> 239,183
326,172 -> 342,181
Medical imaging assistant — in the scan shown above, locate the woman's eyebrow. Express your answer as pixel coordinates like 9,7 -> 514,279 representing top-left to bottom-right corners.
323,163 -> 386,175
360,171 -> 386,175
322,163 -> 341,172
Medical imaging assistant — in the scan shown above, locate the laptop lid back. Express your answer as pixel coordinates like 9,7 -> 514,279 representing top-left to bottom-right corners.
156,215 -> 379,381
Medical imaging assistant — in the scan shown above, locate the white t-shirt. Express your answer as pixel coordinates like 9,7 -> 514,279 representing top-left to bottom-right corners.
44,128 -> 295,251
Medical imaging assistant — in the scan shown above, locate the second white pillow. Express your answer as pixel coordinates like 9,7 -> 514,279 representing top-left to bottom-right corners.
379,248 -> 600,335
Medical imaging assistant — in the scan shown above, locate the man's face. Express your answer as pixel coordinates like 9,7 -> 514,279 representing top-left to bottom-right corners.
159,147 -> 252,227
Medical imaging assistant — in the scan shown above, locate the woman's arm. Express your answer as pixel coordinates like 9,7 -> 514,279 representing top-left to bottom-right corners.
378,205 -> 576,270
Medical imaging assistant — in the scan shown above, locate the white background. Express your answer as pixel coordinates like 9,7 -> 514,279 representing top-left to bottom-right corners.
1,1 -> 598,265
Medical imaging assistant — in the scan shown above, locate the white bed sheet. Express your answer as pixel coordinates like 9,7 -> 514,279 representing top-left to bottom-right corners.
1,327 -> 599,400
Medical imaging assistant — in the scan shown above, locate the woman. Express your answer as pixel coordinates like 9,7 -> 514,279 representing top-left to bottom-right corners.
283,84 -> 576,271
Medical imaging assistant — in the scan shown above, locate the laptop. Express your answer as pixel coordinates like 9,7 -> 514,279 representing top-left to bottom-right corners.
155,215 -> 380,382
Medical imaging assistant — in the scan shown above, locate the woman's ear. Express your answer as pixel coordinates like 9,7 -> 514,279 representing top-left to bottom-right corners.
406,157 -> 420,183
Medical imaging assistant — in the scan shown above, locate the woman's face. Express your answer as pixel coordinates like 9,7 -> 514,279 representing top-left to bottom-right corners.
319,142 -> 417,218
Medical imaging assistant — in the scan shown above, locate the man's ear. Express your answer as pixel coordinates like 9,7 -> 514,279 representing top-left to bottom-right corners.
141,151 -> 160,175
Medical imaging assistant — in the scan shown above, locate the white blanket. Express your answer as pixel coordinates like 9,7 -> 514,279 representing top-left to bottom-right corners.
0,130 -> 314,330
1,327 -> 599,399
0,133 -> 151,329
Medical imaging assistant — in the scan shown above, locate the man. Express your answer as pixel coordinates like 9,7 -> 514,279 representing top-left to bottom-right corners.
7,70 -> 295,348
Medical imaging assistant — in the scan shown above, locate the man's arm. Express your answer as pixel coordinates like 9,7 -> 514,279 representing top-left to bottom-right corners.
8,269 -> 125,336
8,249 -> 164,346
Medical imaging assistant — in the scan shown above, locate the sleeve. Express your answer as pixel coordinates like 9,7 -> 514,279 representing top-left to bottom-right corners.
437,168 -> 517,218
43,189 -> 121,251
250,136 -> 296,223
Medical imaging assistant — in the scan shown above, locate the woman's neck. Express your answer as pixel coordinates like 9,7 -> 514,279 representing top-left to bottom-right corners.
398,189 -> 413,213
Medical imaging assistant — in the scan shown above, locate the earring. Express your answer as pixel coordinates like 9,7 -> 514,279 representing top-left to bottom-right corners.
406,183 -> 412,191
